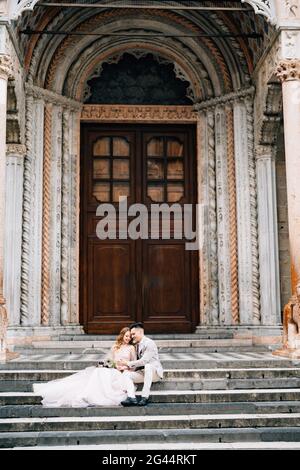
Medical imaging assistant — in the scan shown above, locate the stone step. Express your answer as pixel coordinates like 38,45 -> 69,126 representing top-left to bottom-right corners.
1,427 -> 300,448
14,347 -> 268,355
59,332 -> 235,341
2,389 -> 300,406
1,412 -> 300,433
25,338 -> 254,349
8,442 -> 300,450
1,367 -> 300,381
3,378 -> 300,393
2,372 -> 300,392
2,401 -> 300,419
0,358 -> 295,370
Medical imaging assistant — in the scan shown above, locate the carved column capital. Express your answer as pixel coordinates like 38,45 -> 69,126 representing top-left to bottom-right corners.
0,55 -> 13,80
6,144 -> 26,158
255,144 -> 276,161
276,59 -> 300,82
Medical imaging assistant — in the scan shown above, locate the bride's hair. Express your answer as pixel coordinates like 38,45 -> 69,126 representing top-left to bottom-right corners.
113,327 -> 131,350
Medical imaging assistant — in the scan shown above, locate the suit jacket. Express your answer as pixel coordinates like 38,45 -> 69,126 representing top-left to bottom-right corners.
127,336 -> 163,379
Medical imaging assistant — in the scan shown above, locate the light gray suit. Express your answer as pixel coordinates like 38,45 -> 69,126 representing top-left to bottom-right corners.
122,336 -> 164,398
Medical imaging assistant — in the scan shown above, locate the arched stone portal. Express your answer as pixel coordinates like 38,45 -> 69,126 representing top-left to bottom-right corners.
1,0 -> 288,347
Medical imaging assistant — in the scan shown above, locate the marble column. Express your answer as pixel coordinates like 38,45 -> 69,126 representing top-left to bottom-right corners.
256,145 -> 281,325
199,110 -> 219,325
233,98 -> 260,325
21,97 -> 44,327
49,105 -> 62,326
4,145 -> 26,327
277,60 -> 300,308
0,54 -> 12,361
215,106 -> 232,325
63,109 -> 81,325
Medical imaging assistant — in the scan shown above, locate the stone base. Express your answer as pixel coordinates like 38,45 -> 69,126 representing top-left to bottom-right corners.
196,325 -> 283,347
0,350 -> 20,363
7,325 -> 85,349
272,347 -> 300,360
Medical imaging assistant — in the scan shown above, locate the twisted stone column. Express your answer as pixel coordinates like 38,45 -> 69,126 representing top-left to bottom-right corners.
5,144 -> 26,327
0,54 -> 13,361
41,104 -> 52,326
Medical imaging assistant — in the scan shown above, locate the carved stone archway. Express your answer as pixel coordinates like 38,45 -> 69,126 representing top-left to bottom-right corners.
13,0 -> 280,343
11,0 -> 278,25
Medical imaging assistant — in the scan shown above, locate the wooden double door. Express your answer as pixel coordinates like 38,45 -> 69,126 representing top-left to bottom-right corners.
80,124 -> 199,334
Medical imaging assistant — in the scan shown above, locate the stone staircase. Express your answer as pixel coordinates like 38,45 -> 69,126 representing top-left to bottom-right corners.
2,334 -> 300,449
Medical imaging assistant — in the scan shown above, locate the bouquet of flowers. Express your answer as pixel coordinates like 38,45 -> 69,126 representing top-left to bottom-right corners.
97,359 -> 116,369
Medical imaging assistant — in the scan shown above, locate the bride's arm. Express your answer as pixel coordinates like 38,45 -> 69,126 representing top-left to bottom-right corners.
130,346 -> 137,362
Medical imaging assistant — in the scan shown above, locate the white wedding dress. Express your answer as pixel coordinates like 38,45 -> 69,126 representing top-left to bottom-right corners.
33,344 -> 136,407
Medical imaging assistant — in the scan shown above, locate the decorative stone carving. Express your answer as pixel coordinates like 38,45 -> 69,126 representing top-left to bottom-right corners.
207,110 -> 219,325
83,51 -> 196,105
284,0 -> 300,18
48,106 -> 63,327
21,97 -> 45,327
61,110 -> 70,326
41,104 -> 52,326
11,0 -> 278,24
6,144 -> 26,156
257,82 -> 282,169
246,98 -> 261,324
25,84 -> 82,111
81,105 -> 197,122
0,54 -> 13,80
242,0 -> 277,25
226,107 -> 240,324
234,99 -> 260,325
0,0 -> 7,16
69,111 -> 81,325
5,147 -> 25,327
194,87 -> 255,112
10,0 -> 40,20
276,60 -> 300,82
20,95 -> 33,325
215,107 -> 233,325
282,31 -> 300,59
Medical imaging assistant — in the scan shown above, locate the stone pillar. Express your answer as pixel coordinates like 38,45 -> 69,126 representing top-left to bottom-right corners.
215,106 -> 232,325
198,110 -> 219,325
4,144 -> 26,327
0,54 -> 12,361
256,145 -> 281,325
233,98 -> 261,325
274,60 -> 300,354
41,104 -> 63,327
61,109 -> 81,325
21,97 -> 44,327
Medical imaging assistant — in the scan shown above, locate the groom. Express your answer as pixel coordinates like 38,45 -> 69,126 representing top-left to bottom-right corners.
118,322 -> 163,407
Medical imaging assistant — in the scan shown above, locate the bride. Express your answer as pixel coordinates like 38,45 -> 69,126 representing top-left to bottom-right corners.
33,327 -> 136,407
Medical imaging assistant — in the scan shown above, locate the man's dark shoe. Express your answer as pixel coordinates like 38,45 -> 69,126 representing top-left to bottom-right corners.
121,397 -> 138,407
138,397 -> 149,406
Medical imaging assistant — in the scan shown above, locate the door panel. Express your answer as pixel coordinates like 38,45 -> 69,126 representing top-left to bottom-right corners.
89,243 -> 135,318
148,245 -> 184,315
80,124 -> 198,334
